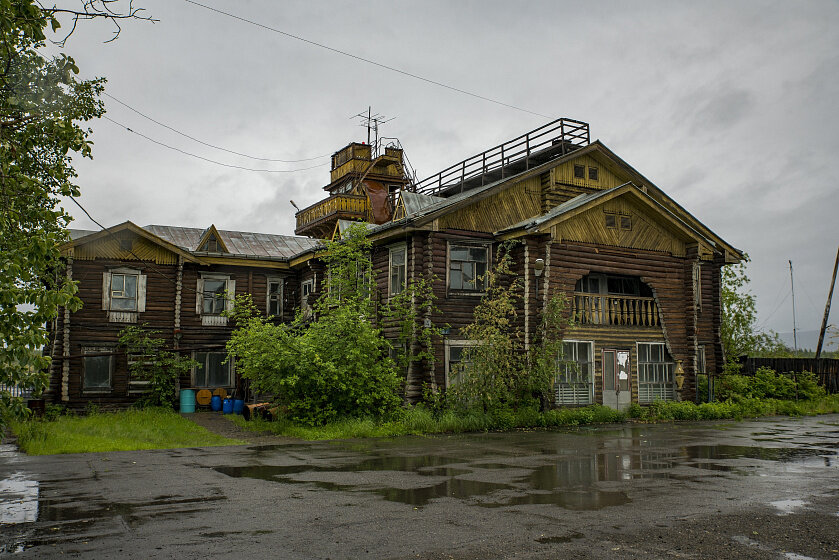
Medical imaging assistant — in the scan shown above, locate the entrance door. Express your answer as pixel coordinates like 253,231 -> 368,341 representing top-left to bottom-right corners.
602,349 -> 631,410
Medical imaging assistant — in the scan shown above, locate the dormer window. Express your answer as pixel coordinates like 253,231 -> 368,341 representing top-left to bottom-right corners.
201,236 -> 220,252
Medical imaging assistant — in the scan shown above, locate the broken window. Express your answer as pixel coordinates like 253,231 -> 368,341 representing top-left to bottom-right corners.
449,243 -> 489,292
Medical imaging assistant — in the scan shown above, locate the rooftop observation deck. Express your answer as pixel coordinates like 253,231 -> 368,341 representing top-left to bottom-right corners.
414,118 -> 589,197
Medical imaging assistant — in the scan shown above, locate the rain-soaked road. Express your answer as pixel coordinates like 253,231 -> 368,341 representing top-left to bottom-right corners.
1,415 -> 838,559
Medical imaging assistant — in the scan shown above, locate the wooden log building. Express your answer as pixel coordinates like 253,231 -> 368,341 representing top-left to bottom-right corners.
47,118 -> 742,410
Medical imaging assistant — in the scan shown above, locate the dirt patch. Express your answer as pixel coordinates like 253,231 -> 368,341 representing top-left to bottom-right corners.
184,411 -> 296,445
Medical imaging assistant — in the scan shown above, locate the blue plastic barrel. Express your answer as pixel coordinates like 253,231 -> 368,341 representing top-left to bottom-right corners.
179,389 -> 196,414
232,399 -> 244,415
210,395 -> 222,412
222,397 -> 233,415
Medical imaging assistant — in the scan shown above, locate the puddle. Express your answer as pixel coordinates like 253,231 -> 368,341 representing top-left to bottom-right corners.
0,473 -> 39,524
536,531 -> 584,544
684,445 -> 835,462
769,498 -> 807,515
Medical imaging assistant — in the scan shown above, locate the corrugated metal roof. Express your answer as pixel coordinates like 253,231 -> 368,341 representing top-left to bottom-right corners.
400,192 -> 444,216
143,225 -> 321,259
69,229 -> 97,240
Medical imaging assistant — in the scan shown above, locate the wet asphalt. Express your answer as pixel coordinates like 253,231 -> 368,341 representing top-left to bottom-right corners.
1,415 -> 838,559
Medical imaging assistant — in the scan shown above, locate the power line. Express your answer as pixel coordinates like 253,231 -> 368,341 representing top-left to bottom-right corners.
103,92 -> 331,163
182,0 -> 552,120
67,194 -> 180,289
103,116 -> 329,173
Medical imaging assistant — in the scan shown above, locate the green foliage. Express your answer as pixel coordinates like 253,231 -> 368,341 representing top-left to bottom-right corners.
721,258 -> 789,370
528,294 -> 574,411
381,276 -> 441,376
11,408 -> 242,455
715,367 -> 826,402
448,241 -> 524,411
118,326 -> 197,408
227,224 -> 403,426
0,1 -> 105,430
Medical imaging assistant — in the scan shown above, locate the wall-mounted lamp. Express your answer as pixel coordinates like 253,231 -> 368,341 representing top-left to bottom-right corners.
674,359 -> 685,395
290,200 -> 300,212
534,258 -> 545,277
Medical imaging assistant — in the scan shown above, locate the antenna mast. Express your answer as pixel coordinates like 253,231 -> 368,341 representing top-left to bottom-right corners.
352,107 -> 395,155
789,260 -> 798,355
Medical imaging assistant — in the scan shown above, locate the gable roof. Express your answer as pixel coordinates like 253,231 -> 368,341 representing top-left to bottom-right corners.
60,221 -> 202,263
143,225 -> 320,259
195,224 -> 229,253
376,141 -> 743,261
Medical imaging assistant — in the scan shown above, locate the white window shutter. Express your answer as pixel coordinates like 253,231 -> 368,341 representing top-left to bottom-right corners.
102,272 -> 111,310
196,278 -> 204,314
226,279 -> 236,313
137,275 -> 147,313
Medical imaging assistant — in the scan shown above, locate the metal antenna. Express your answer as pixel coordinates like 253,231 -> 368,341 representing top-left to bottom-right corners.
352,107 -> 395,154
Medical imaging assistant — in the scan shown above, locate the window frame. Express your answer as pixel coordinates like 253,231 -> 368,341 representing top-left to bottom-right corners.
444,339 -> 478,388
102,268 -> 146,322
588,166 -> 599,181
388,243 -> 408,298
192,351 -> 234,388
196,274 -> 235,326
573,164 -> 585,179
636,342 -> 675,403
301,278 -> 315,315
556,340 -> 594,405
267,277 -> 284,318
447,242 -> 490,295
82,346 -> 114,393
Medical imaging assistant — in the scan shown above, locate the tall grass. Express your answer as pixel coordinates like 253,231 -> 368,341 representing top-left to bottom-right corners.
12,408 -> 244,455
231,395 -> 839,441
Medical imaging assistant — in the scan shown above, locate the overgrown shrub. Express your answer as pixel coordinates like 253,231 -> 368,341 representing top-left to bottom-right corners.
716,367 -> 826,402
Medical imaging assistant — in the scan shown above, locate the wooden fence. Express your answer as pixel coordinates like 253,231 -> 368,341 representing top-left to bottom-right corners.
737,356 -> 839,393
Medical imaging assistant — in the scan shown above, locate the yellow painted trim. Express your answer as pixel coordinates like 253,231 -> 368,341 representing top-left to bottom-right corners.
199,256 -> 290,270
58,221 -> 202,264
196,224 -> 229,253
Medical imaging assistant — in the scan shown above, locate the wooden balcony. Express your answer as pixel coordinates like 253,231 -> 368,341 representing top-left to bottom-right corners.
571,293 -> 660,327
295,194 -> 369,237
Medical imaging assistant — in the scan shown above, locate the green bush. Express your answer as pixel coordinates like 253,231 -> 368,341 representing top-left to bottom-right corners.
716,367 -> 826,402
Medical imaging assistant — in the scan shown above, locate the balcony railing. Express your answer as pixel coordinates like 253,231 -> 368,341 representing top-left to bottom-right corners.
295,194 -> 368,232
571,293 -> 659,327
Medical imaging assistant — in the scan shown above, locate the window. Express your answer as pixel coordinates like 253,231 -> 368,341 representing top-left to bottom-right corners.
102,269 -> 146,322
193,352 -> 233,388
200,236 -> 220,252
697,345 -> 706,375
445,341 -> 476,387
301,278 -> 314,315
574,164 -> 585,179
556,341 -> 594,405
637,342 -> 674,403
110,273 -> 138,311
620,215 -> 631,230
389,245 -> 407,296
605,213 -> 617,228
196,275 -> 235,326
83,347 -> 113,392
588,166 -> 599,181
267,278 -> 283,317
448,243 -> 489,293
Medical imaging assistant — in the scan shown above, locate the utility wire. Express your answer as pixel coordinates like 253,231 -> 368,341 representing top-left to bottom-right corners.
67,194 -> 180,289
103,92 -> 331,163
182,0 -> 552,120
103,116 -> 328,173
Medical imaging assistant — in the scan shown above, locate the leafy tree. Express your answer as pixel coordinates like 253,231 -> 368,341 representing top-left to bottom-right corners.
227,224 -> 403,425
720,257 -> 788,369
448,241 -> 524,411
527,294 -> 573,411
118,326 -> 197,408
0,1 -> 151,428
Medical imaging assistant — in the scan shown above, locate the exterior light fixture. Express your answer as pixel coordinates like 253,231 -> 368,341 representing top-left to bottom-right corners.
534,258 -> 545,277
674,360 -> 685,391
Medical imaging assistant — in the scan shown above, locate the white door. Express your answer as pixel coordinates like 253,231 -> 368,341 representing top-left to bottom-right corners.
602,350 -> 631,410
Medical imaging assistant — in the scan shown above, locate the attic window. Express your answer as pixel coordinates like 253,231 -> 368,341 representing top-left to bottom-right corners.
588,167 -> 599,181
119,238 -> 133,252
605,213 -> 617,229
620,215 -> 631,230
201,237 -> 220,252
574,164 -> 585,179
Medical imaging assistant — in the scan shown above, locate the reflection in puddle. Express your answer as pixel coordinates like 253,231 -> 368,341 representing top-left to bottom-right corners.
0,473 -> 39,524
769,498 -> 807,515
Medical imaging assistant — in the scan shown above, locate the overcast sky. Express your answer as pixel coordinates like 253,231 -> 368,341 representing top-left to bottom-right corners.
50,0 -> 838,348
